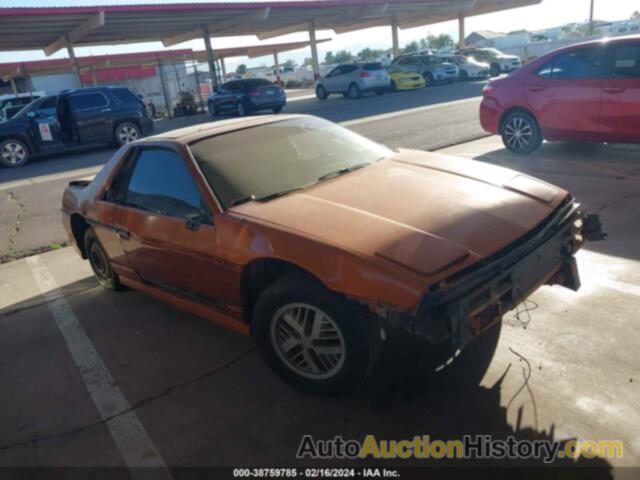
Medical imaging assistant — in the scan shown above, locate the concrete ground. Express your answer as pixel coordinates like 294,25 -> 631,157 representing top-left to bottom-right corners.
0,134 -> 638,476
0,81 -> 487,261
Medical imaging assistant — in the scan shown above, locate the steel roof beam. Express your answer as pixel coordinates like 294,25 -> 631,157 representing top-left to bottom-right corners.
44,11 -> 105,56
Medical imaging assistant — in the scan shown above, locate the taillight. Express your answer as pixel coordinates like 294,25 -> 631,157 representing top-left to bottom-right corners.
482,84 -> 494,97
360,71 -> 372,78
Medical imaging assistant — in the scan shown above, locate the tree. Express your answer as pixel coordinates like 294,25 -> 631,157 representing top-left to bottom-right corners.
283,59 -> 296,68
334,50 -> 354,63
303,57 -> 313,67
427,33 -> 455,50
357,47 -> 384,61
324,51 -> 335,64
235,64 -> 247,75
632,11 -> 639,19
402,40 -> 420,54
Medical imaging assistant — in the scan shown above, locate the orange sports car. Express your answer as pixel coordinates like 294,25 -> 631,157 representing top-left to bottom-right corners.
62,114 -> 604,394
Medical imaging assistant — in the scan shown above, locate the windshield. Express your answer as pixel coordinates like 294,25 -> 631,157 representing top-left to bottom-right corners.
189,117 -> 393,208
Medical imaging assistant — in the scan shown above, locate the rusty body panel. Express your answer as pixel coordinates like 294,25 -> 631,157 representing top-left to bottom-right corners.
61,115 -> 591,346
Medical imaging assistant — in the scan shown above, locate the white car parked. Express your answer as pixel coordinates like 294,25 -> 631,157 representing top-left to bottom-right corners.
437,54 -> 490,80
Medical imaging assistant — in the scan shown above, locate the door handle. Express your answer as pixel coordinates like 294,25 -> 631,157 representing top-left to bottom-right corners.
529,85 -> 546,92
603,87 -> 625,94
116,229 -> 131,240
185,219 -> 201,232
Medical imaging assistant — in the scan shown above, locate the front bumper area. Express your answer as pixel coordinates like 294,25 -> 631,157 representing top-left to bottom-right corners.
387,201 -> 597,352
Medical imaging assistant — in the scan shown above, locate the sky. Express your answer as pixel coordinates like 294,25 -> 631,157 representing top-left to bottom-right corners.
0,0 -> 638,70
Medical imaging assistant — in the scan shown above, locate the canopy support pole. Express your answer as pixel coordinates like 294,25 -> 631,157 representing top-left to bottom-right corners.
66,37 -> 83,88
156,53 -> 171,117
458,13 -> 466,49
219,57 -> 227,82
191,52 -> 204,112
9,77 -> 17,94
273,51 -> 281,86
391,15 -> 400,58
202,26 -> 218,89
308,22 -> 320,81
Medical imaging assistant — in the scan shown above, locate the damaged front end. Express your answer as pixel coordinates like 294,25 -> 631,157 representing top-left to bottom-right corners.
386,199 -> 606,352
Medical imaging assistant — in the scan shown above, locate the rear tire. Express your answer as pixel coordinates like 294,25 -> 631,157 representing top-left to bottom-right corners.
0,138 -> 30,168
252,272 -> 380,395
501,110 -> 542,154
347,83 -> 361,99
490,63 -> 501,77
114,122 -> 141,146
315,85 -> 328,100
460,70 -> 469,81
272,106 -> 283,114
209,101 -> 218,117
84,228 -> 122,291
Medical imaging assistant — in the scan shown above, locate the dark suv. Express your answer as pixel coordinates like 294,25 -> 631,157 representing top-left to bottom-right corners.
0,86 -> 153,168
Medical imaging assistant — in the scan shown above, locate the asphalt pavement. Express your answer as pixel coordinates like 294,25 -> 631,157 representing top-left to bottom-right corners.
0,80 -> 486,261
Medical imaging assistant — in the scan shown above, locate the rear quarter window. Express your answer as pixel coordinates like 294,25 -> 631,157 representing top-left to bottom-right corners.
112,88 -> 142,105
363,63 -> 383,71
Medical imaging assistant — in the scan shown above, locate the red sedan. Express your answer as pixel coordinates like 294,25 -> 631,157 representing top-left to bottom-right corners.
480,35 -> 640,154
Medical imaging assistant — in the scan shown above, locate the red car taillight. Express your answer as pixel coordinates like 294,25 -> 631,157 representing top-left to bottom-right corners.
360,71 -> 372,78
482,84 -> 494,97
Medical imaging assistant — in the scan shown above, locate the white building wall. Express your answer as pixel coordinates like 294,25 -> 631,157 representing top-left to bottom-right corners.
31,73 -> 79,94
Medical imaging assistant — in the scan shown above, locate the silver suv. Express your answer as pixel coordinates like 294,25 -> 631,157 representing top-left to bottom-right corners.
316,63 -> 391,100
391,54 -> 459,85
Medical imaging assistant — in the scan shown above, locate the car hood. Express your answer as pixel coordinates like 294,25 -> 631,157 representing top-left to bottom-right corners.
230,150 -> 567,278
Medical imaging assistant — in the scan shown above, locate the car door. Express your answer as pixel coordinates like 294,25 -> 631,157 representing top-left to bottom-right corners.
69,91 -> 112,142
323,66 -> 345,93
600,40 -> 640,142
28,96 -> 65,152
113,146 -> 231,302
525,45 -> 606,141
219,82 -> 244,111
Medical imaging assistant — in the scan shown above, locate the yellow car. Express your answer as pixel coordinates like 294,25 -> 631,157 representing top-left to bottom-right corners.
389,70 -> 427,91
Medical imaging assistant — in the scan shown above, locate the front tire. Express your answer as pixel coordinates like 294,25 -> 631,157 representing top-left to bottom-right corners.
209,101 -> 218,117
236,101 -> 246,117
0,138 -> 30,168
347,83 -> 361,99
389,80 -> 397,92
316,85 -> 328,100
501,110 -> 542,154
84,228 -> 122,291
252,273 -> 379,395
423,72 -> 434,87
490,63 -> 501,77
114,122 -> 141,146
460,70 -> 469,81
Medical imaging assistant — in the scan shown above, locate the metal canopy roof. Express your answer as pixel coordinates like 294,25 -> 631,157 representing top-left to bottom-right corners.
0,0 -> 542,54
0,39 -> 330,80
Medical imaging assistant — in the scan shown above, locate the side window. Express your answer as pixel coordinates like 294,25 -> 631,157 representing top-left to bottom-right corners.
123,149 -> 208,220
112,88 -> 142,105
37,96 -> 58,115
612,43 -> 640,78
342,65 -> 358,74
70,92 -> 109,111
327,66 -> 342,77
541,47 -> 605,79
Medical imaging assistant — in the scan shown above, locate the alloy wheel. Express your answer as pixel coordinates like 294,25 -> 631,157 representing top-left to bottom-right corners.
117,124 -> 139,144
348,84 -> 360,99
503,116 -> 534,152
1,142 -> 27,166
270,303 -> 346,380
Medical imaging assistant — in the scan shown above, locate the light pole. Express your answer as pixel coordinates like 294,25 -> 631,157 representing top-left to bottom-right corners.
589,0 -> 595,35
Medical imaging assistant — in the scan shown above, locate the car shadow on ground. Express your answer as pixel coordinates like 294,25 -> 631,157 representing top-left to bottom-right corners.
469,141 -> 640,263
0,278 -> 615,475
